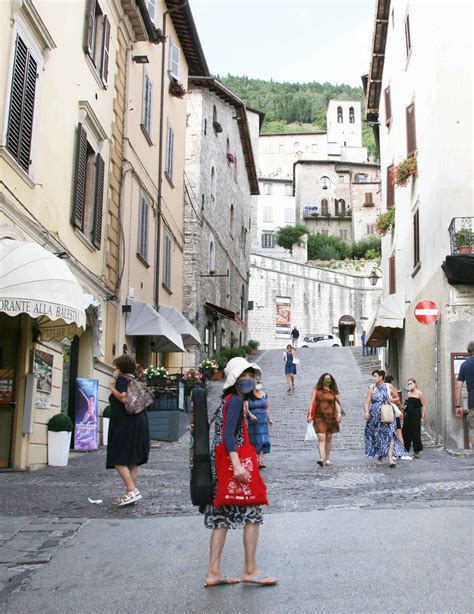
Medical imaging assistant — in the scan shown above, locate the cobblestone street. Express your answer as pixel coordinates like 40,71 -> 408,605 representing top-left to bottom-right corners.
1,348 -> 473,606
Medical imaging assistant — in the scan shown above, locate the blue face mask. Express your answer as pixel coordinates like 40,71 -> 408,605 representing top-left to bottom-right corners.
236,378 -> 255,394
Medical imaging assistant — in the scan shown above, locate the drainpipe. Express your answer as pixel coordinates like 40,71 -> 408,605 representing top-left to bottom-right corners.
155,1 -> 189,309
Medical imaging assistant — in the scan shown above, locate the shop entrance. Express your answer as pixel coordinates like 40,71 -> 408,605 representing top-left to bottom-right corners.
338,314 -> 356,347
0,318 -> 20,468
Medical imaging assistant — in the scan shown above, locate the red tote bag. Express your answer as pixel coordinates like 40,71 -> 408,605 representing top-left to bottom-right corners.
214,396 -> 269,507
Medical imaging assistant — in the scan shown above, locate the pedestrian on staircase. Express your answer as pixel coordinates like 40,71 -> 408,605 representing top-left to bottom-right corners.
284,345 -> 298,392
364,369 -> 406,467
402,378 -> 426,458
247,383 -> 273,469
385,375 -> 412,460
307,373 -> 342,466
291,326 -> 300,349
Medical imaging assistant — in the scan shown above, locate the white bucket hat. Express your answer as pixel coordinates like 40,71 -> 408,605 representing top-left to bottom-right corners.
222,357 -> 261,390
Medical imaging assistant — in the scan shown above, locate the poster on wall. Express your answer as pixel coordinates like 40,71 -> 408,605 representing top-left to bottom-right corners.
74,378 -> 99,451
33,350 -> 53,409
275,297 -> 291,337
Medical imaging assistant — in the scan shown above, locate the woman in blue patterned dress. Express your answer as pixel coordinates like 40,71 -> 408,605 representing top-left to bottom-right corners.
364,369 -> 405,468
284,344 -> 297,392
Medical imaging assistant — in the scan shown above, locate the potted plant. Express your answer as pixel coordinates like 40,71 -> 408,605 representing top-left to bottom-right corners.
213,120 -> 223,134
226,153 -> 236,164
183,368 -> 203,395
392,155 -> 417,187
169,81 -> 187,99
454,228 -> 473,255
375,207 -> 396,237
102,405 -> 111,446
199,358 -> 219,379
47,413 -> 73,466
145,365 -> 168,384
247,339 -> 260,355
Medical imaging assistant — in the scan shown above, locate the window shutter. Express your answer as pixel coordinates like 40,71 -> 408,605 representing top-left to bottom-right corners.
144,77 -> 152,134
405,15 -> 412,56
386,165 -> 394,209
384,86 -> 392,126
389,255 -> 396,295
365,192 -> 373,204
100,15 -> 110,85
413,210 -> 420,267
169,43 -> 180,79
6,35 -> 38,172
93,153 -> 105,249
71,123 -> 88,229
406,103 -> 417,155
85,0 -> 96,56
138,197 -> 149,260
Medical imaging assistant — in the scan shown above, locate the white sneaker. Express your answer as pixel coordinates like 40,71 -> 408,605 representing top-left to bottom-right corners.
400,455 -> 413,460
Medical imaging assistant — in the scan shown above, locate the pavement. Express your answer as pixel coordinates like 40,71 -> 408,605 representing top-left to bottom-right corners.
1,347 -> 473,613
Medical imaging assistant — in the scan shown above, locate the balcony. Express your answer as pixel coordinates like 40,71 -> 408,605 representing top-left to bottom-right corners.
441,217 -> 474,285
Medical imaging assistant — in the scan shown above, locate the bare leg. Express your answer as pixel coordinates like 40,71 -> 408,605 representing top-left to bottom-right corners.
129,465 -> 138,488
115,465 -> 136,492
242,523 -> 277,584
291,375 -> 295,389
258,451 -> 265,466
388,439 -> 395,464
396,429 -> 404,447
325,433 -> 333,463
205,527 -> 239,586
317,433 -> 326,463
286,374 -> 292,390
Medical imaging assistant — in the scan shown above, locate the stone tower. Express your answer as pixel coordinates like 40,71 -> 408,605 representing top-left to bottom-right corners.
326,100 -> 362,148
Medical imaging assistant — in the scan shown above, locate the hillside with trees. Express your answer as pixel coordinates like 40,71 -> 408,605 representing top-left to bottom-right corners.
219,75 -> 377,158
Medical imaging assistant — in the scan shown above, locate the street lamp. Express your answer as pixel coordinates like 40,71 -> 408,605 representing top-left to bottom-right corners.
368,266 -> 382,286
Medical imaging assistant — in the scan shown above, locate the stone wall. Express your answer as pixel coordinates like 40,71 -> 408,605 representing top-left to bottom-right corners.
247,254 -> 383,349
184,87 -> 255,356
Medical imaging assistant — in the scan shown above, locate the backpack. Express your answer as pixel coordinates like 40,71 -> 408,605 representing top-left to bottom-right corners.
124,377 -> 154,415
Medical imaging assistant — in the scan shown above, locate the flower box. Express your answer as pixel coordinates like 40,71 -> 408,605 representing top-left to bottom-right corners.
392,155 -> 417,187
169,81 -> 187,99
213,121 -> 223,133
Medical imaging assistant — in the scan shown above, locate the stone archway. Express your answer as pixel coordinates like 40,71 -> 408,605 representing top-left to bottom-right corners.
338,314 -> 356,347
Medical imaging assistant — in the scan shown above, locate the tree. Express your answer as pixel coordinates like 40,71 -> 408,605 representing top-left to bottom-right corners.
275,225 -> 308,253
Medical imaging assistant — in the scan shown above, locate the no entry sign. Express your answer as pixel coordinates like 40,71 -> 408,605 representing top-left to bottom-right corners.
414,300 -> 440,324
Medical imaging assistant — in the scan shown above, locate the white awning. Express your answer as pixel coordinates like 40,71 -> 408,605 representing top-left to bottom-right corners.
125,298 -> 185,353
0,238 -> 86,340
366,293 -> 405,347
158,304 -> 201,347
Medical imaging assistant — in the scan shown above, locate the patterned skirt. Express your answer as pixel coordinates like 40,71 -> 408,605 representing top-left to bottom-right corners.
204,401 -> 263,529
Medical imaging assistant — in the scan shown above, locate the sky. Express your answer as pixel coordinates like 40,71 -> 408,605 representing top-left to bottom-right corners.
191,0 -> 376,86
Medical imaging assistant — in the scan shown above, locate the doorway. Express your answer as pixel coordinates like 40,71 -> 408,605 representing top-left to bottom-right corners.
338,315 -> 356,347
0,320 -> 20,467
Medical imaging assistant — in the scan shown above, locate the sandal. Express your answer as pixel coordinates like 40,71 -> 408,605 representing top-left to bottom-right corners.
317,460 -> 324,467
325,460 -> 333,466
117,491 -> 140,507
243,574 -> 278,586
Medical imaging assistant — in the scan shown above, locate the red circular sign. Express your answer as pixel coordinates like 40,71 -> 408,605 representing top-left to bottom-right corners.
414,300 -> 440,324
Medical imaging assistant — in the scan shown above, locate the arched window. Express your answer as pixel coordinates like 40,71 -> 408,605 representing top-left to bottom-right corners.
320,176 -> 331,190
339,199 -> 346,215
349,107 -> 355,123
337,106 -> 343,123
213,105 -> 217,124
244,228 -> 247,253
210,166 -> 216,201
204,119 -> 207,135
240,284 -> 245,318
293,141 -> 300,152
226,267 -> 231,299
226,138 -> 230,156
240,225 -> 245,248
209,240 -> 216,274
229,204 -> 235,235
321,199 -> 329,216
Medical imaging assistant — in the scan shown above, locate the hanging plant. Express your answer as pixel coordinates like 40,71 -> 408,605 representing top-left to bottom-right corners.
226,153 -> 236,163
213,120 -> 223,133
375,207 -> 396,237
169,81 -> 187,98
392,155 -> 417,187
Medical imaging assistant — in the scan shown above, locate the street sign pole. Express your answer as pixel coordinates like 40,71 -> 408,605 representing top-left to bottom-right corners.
435,318 -> 440,445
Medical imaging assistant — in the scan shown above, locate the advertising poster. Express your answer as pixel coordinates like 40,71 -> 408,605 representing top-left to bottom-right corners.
33,350 -> 53,409
74,378 -> 99,451
275,297 -> 291,336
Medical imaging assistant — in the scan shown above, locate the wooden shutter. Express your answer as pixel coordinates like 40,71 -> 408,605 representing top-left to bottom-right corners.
365,192 -> 373,204
85,0 -> 96,56
406,102 -> 417,155
142,75 -> 152,135
389,255 -> 396,295
169,42 -> 180,79
138,197 -> 149,260
386,165 -> 394,209
100,15 -> 110,85
6,35 -> 38,172
384,86 -> 392,126
166,126 -> 174,179
92,153 -> 104,248
72,123 -> 88,229
413,210 -> 420,267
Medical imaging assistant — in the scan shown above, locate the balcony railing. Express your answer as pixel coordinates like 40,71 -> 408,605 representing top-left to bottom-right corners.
448,217 -> 474,255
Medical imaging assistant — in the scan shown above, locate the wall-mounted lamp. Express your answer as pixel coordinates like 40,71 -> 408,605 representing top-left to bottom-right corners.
54,251 -> 70,259
368,266 -> 382,287
132,55 -> 149,64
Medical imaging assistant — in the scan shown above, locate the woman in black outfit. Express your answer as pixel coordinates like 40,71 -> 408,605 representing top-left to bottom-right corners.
402,378 -> 426,458
107,354 -> 150,506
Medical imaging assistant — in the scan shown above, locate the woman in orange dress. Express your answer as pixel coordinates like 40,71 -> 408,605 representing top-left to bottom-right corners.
307,373 -> 342,466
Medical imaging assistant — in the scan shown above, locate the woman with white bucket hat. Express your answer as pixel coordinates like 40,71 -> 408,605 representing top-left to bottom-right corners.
203,357 -> 278,588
